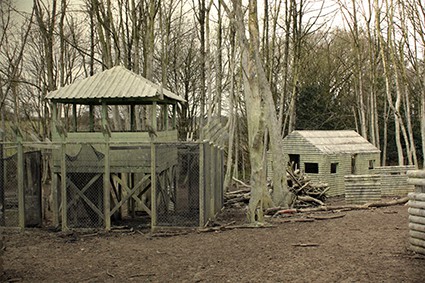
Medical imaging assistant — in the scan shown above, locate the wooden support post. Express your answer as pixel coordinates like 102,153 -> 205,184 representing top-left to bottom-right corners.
210,145 -> 215,217
101,102 -> 111,230
151,102 -> 157,132
72,104 -> 77,132
151,142 -> 157,230
130,104 -> 136,132
60,134 -> 67,231
163,104 -> 169,131
52,102 -> 57,137
0,129 -> 4,226
15,128 -> 25,230
51,102 -> 59,226
103,127 -> 111,230
199,142 -> 205,227
172,104 -> 176,130
89,105 -> 95,132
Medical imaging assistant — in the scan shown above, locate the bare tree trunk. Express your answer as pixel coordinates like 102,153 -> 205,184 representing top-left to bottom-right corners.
214,0 -> 223,117
374,0 -> 404,165
197,0 -> 206,134
222,0 -> 292,223
224,25 -> 236,191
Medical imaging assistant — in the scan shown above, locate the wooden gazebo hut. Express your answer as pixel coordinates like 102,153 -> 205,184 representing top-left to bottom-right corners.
46,66 -> 186,230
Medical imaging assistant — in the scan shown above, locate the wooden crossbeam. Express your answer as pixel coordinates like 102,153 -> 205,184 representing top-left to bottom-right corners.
110,174 -> 152,216
67,174 -> 102,208
67,176 -> 104,220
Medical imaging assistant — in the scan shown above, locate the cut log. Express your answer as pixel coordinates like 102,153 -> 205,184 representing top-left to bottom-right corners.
298,195 -> 325,206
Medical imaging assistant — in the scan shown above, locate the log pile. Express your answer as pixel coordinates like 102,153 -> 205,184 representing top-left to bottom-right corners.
224,188 -> 251,206
225,169 -> 330,209
286,168 -> 329,208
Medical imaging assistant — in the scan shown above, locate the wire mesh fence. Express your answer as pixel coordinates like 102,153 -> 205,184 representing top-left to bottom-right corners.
61,143 -> 105,229
0,143 -> 42,228
0,140 -> 224,230
0,143 -> 18,227
155,143 -> 200,227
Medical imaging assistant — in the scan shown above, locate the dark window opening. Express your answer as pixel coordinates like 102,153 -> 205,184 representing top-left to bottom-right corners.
289,154 -> 300,170
351,154 -> 357,174
305,162 -> 319,174
369,160 -> 375,170
331,163 -> 338,174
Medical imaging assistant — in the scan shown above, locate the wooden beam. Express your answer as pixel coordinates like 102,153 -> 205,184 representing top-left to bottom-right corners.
172,104 -> 176,129
101,102 -> 108,128
199,142 -> 205,227
15,128 -> 25,230
72,104 -> 77,132
60,136 -> 68,231
89,105 -> 95,132
151,143 -> 157,230
103,123 -> 111,230
151,102 -> 157,132
130,104 -> 136,132
163,104 -> 169,131
52,102 -> 58,137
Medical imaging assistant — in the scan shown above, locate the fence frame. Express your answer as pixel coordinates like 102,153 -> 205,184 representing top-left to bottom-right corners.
1,137 -> 224,231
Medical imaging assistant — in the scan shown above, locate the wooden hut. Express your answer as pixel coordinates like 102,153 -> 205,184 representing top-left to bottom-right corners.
282,130 -> 381,196
46,66 -> 186,230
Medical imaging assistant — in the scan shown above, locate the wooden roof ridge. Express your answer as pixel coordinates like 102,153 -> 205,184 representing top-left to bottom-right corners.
46,65 -> 185,104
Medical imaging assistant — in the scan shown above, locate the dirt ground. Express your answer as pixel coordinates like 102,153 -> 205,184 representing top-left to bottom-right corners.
1,199 -> 425,283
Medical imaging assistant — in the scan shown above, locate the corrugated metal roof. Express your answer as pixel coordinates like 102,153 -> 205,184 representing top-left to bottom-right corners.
46,66 -> 185,103
290,130 -> 380,154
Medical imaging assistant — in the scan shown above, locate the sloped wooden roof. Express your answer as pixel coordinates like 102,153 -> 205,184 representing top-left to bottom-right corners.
46,66 -> 185,104
286,130 -> 380,154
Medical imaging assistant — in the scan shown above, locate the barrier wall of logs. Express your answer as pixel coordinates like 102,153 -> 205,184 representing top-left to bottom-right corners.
407,170 -> 425,255
344,175 -> 381,204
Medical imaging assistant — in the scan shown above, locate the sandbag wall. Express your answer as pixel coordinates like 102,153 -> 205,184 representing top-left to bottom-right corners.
407,170 -> 425,255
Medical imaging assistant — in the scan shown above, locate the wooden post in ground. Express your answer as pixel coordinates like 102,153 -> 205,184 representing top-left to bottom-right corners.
150,142 -> 157,230
102,103 -> 111,230
51,102 -> 59,227
0,129 -> 4,226
56,125 -> 68,231
199,142 -> 205,227
14,127 -> 25,230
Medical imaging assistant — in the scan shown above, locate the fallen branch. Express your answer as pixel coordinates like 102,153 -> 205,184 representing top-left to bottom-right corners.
267,196 -> 409,215
298,195 -> 325,206
232,177 -> 251,188
198,222 -> 275,233
292,243 -> 320,247
307,213 -> 346,220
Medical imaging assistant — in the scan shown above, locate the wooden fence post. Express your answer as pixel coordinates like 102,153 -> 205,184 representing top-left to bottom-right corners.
151,142 -> 157,230
199,142 -> 205,227
14,127 -> 25,230
103,125 -> 111,230
56,125 -> 68,231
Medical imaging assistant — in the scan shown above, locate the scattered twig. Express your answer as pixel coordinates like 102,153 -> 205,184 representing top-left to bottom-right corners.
198,222 -> 275,233
307,213 -> 346,220
106,270 -> 115,278
292,243 -> 320,247
129,273 -> 156,278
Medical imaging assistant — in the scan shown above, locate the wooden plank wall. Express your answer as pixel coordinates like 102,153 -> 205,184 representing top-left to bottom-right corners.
345,175 -> 381,204
372,165 -> 415,197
